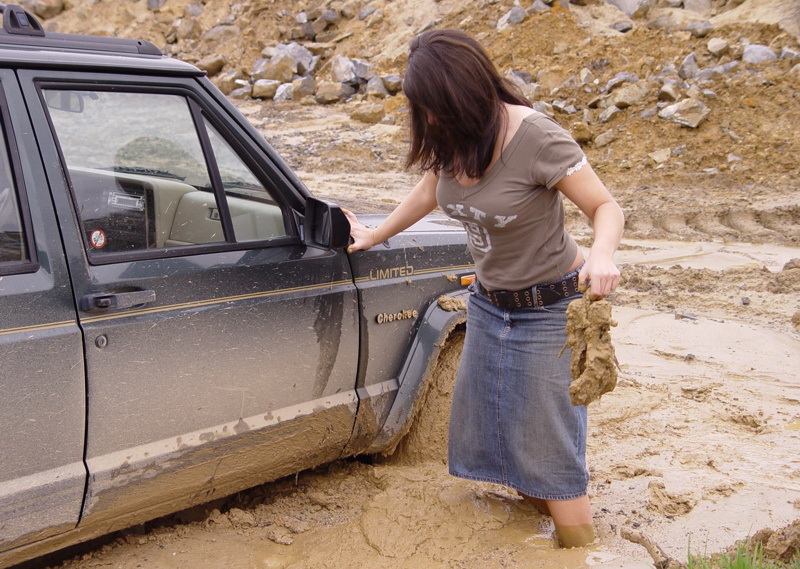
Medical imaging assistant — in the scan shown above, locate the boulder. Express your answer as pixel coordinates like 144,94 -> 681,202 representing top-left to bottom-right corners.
609,84 -> 648,108
274,42 -> 315,74
229,86 -> 252,99
321,9 -> 341,24
507,69 -> 532,86
331,55 -> 357,84
351,103 -> 386,124
196,54 -> 227,76
742,45 -> 777,64
530,0 -> 551,12
19,0 -> 64,19
382,75 -> 403,93
611,20 -> 634,32
214,70 -> 245,95
658,98 -> 710,128
497,6 -> 526,31
595,129 -> 617,147
658,83 -> 680,101
358,5 -> 377,20
707,37 -> 729,57
147,0 -> 166,10
273,83 -> 294,103
603,71 -> 638,93
684,20 -> 712,37
571,122 -> 592,143
252,79 -> 281,99
599,105 -> 621,123
695,60 -> 738,80
678,52 -> 700,79
292,76 -> 316,98
315,81 -> 356,104
606,0 -> 654,19
176,17 -> 202,41
648,148 -> 671,164
351,58 -> 374,82
251,54 -> 295,83
366,76 -> 390,98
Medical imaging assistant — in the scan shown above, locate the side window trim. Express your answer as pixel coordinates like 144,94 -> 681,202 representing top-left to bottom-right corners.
0,83 -> 39,276
35,80 -> 299,266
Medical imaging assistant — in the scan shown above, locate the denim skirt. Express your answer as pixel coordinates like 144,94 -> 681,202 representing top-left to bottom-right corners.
448,273 -> 589,501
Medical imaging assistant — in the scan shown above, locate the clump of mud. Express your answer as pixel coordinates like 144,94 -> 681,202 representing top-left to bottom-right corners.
647,480 -> 696,516
748,519 -> 800,563
561,292 -> 619,406
438,295 -> 468,312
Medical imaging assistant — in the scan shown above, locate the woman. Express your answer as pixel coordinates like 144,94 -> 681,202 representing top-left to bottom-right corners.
344,29 -> 624,548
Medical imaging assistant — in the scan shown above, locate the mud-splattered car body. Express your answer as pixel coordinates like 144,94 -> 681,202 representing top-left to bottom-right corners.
0,7 -> 472,567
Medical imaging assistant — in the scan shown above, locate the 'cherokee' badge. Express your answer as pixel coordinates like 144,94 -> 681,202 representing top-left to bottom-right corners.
376,309 -> 419,324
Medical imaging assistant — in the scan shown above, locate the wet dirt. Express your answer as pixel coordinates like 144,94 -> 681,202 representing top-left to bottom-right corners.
563,294 -> 620,407
28,1 -> 800,568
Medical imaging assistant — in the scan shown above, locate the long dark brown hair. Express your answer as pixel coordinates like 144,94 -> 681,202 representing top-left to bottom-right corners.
403,29 -> 531,180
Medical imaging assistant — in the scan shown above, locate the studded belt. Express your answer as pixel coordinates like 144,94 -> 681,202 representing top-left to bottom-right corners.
476,271 -> 581,310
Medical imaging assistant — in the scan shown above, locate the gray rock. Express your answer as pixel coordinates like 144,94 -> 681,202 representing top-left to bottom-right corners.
147,0 -> 166,10
340,0 -> 358,19
274,42 -> 315,74
507,69 -> 532,86
416,18 -> 438,35
609,84 -> 648,108
679,52 -> 700,79
382,75 -> 403,93
358,5 -> 377,20
351,103 -> 386,124
684,20 -> 712,37
683,0 -> 711,13
330,55 -> 357,83
579,68 -> 594,84
532,101 -> 554,116
229,86 -> 252,99
658,98 -> 710,128
780,47 -> 799,60
742,44 -> 777,64
662,0 -> 683,6
296,11 -> 308,24
184,2 -> 202,17
530,0 -> 551,12
252,79 -> 281,99
552,100 -> 577,114
603,71 -> 639,92
196,54 -> 227,76
646,14 -> 677,30
599,105 -> 621,123
606,0 -> 654,19
273,83 -> 294,102
315,81 -> 356,104
365,76 -> 389,98
648,148 -> 671,164
176,17 -> 202,41
695,60 -> 738,80
214,70 -> 244,95
366,11 -> 384,27
321,9 -> 341,24
351,58 -> 374,82
497,6 -> 526,31
791,64 -> 800,75
707,37 -> 729,57
658,83 -> 680,101
595,129 -> 617,147
611,20 -> 634,32
292,76 -> 316,98
251,54 -> 295,83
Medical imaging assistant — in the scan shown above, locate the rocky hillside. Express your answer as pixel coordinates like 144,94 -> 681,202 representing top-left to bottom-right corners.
23,0 -> 800,193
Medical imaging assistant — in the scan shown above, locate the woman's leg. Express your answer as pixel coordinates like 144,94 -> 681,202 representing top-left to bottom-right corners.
546,496 -> 595,548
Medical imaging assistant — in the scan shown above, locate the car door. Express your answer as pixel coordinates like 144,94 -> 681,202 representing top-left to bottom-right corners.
19,69 -> 359,531
0,70 -> 86,551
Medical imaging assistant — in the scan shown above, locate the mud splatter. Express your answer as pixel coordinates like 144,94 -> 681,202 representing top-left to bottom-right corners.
437,295 -> 468,312
647,480 -> 696,516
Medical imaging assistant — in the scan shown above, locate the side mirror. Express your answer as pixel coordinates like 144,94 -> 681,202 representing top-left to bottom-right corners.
44,90 -> 85,113
303,197 -> 350,250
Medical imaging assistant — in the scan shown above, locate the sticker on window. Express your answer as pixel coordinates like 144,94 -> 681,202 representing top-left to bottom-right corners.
90,229 -> 107,249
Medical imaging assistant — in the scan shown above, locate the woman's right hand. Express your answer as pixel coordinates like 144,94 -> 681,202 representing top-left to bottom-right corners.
343,209 -> 377,253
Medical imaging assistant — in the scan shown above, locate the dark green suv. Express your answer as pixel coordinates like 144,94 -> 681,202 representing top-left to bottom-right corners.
0,4 -> 472,566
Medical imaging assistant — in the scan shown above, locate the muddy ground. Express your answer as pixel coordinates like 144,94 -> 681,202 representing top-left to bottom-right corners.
24,0 -> 800,567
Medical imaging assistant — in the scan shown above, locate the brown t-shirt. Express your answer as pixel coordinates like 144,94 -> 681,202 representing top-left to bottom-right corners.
436,111 -> 586,291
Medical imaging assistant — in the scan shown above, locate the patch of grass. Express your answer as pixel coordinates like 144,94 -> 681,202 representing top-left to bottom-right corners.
688,540 -> 800,569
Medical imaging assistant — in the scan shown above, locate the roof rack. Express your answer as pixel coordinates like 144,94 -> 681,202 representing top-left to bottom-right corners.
0,3 -> 163,56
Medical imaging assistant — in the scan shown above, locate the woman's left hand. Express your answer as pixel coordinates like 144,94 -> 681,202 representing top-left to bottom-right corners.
578,254 -> 620,299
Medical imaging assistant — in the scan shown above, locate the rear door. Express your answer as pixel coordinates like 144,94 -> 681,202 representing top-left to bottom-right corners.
0,70 -> 85,550
19,69 -> 359,530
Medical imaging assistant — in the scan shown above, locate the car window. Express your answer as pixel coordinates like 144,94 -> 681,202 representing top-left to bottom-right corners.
0,125 -> 27,265
43,89 -> 225,256
203,118 -> 285,243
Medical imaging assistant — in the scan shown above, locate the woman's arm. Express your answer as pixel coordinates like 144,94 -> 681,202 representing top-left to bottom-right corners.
556,164 -> 625,298
343,170 -> 440,253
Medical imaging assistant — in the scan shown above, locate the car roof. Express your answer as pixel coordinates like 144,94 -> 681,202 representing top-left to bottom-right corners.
0,3 -> 202,77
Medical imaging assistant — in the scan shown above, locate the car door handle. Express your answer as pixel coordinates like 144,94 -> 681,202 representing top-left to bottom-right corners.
80,290 -> 156,312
